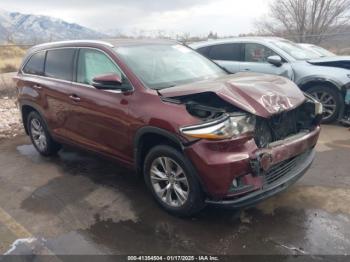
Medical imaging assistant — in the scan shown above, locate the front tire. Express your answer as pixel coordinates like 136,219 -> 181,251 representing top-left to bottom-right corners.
143,145 -> 205,217
306,85 -> 343,123
27,111 -> 61,156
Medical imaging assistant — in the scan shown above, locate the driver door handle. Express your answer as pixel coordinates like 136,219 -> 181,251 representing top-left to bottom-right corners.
69,94 -> 81,102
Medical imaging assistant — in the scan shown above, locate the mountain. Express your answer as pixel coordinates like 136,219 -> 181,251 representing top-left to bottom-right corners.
0,9 -> 107,43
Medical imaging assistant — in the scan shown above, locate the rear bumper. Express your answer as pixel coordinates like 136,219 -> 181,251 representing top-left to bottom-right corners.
205,149 -> 315,208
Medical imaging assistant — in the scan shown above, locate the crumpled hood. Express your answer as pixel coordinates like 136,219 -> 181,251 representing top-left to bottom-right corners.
159,73 -> 306,118
307,56 -> 350,70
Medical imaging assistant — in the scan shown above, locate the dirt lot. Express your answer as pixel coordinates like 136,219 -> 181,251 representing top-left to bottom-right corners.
0,74 -> 350,258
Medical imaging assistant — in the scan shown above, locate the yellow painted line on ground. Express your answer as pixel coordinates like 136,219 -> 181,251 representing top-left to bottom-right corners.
0,206 -> 58,257
0,207 -> 32,239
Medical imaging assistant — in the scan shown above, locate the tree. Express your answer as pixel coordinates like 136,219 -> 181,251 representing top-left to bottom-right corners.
208,31 -> 218,39
256,0 -> 350,44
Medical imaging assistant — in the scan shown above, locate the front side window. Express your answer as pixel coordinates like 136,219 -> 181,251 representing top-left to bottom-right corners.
77,49 -> 122,85
45,49 -> 75,81
23,51 -> 46,75
244,43 -> 278,63
208,43 -> 242,61
115,44 -> 226,89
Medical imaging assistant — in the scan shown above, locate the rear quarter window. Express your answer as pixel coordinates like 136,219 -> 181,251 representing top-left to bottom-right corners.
22,51 -> 46,75
45,49 -> 76,81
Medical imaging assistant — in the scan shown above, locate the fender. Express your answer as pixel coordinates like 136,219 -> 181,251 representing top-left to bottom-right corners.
133,126 -> 186,172
133,126 -> 209,194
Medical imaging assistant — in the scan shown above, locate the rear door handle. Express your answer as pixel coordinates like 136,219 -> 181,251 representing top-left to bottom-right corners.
243,68 -> 251,71
69,94 -> 81,102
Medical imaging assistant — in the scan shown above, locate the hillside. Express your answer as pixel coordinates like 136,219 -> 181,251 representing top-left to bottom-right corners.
0,9 -> 107,43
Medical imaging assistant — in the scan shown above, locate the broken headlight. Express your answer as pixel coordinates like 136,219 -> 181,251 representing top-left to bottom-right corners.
180,114 -> 255,140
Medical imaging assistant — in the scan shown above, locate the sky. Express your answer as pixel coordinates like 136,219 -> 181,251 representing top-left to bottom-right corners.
0,0 -> 270,36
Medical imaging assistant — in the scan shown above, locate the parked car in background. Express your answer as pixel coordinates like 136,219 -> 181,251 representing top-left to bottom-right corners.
15,40 -> 322,216
298,43 -> 336,57
191,37 -> 350,123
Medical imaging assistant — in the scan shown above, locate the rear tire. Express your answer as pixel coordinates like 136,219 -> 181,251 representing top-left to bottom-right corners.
143,145 -> 205,217
306,85 -> 343,124
27,111 -> 61,156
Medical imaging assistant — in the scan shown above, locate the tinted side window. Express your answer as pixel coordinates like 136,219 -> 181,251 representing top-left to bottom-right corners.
244,43 -> 277,63
45,49 -> 76,81
22,51 -> 46,75
208,44 -> 242,61
77,49 -> 122,85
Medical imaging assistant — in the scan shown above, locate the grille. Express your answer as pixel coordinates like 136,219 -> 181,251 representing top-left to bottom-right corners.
264,150 -> 310,186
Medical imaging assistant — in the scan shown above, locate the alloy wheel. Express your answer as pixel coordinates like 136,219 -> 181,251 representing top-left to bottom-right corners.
150,157 -> 190,207
30,118 -> 47,152
310,91 -> 336,120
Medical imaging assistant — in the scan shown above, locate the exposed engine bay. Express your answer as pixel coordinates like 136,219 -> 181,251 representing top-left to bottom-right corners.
161,92 -> 242,120
162,92 -> 322,148
254,99 -> 322,147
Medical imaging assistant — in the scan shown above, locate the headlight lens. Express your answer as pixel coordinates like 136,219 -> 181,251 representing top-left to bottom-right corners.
180,114 -> 255,140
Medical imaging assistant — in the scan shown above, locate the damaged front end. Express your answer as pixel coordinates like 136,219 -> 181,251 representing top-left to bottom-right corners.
161,89 -> 322,205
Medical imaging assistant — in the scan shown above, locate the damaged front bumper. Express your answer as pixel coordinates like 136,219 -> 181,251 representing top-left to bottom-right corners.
184,126 -> 320,207
206,149 -> 315,208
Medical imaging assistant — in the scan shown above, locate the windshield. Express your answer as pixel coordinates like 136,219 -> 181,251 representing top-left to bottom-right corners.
272,40 -> 321,60
115,44 -> 226,89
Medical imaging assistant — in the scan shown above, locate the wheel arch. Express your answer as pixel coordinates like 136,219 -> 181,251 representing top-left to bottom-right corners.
20,102 -> 49,135
298,77 -> 344,95
133,127 -> 185,176
298,78 -> 345,121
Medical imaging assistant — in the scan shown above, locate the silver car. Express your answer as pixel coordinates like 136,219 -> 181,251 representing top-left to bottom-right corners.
191,37 -> 350,123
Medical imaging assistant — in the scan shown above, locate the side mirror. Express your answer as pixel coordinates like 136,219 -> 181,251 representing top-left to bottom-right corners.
267,55 -> 283,67
92,74 -> 131,91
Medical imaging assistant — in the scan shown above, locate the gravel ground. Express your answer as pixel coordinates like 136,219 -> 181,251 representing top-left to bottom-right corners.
0,97 -> 24,140
0,73 -> 24,140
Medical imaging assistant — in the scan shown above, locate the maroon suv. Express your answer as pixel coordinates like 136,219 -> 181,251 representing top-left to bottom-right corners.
15,39 -> 322,216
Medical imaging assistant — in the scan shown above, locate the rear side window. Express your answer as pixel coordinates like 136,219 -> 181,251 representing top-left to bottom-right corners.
22,51 -> 46,75
45,49 -> 76,81
208,43 -> 242,61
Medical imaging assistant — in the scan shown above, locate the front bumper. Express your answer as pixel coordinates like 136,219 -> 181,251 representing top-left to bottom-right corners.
184,126 -> 320,201
206,149 -> 315,208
